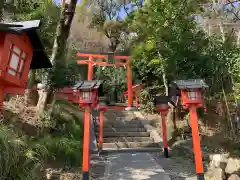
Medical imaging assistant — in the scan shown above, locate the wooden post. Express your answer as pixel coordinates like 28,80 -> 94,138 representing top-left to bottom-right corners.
82,105 -> 91,180
161,111 -> 168,158
88,56 -> 94,81
189,105 -> 204,180
99,111 -> 104,151
84,55 -> 93,180
127,61 -> 133,108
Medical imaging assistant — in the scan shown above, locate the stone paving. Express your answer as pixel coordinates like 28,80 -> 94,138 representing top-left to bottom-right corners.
90,110 -> 198,180
152,152 -> 197,180
91,152 -> 171,180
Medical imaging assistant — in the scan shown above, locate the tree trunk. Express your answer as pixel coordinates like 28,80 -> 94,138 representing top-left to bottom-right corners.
222,80 -> 234,137
109,37 -> 119,52
157,50 -> 168,95
36,0 -> 78,116
208,21 -> 212,36
219,22 -> 225,43
36,89 -> 49,117
237,29 -> 240,46
24,70 -> 38,106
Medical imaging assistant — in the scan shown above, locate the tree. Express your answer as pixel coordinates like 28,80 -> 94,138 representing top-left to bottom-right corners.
127,0 -> 240,114
89,0 -> 143,52
37,0 -> 78,116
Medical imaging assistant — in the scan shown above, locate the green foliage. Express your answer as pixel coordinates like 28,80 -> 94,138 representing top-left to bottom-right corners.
34,105 -> 83,166
128,0 -> 240,111
0,127 -> 42,180
8,0 -> 61,90
139,85 -> 162,113
12,0 -> 60,54
89,0 -> 133,52
45,61 -> 84,89
35,136 -> 82,166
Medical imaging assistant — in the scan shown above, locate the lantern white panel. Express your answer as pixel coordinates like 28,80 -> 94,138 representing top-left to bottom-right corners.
9,53 -> 20,70
8,69 -> 16,76
83,91 -> 90,100
19,52 -> 27,73
13,46 -> 21,55
188,90 -> 197,100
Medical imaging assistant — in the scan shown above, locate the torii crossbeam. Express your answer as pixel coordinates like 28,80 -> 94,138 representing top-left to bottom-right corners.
77,51 -> 133,108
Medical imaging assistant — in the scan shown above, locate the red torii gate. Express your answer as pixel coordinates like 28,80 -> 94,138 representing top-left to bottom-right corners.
76,51 -> 133,108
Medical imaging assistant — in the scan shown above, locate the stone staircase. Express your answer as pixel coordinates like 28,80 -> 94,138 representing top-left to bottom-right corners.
94,110 -> 160,150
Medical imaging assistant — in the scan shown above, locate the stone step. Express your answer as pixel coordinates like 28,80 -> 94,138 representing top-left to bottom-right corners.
102,142 -> 159,149
96,131 -> 150,138
100,137 -> 154,143
100,147 -> 162,154
95,127 -> 147,132
96,120 -> 142,125
102,120 -> 142,125
95,123 -> 144,129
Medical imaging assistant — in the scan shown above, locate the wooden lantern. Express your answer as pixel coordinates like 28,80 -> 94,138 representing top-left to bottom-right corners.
0,20 -> 51,91
173,79 -> 208,108
154,95 -> 170,112
0,20 -> 52,111
74,80 -> 103,107
57,87 -> 79,104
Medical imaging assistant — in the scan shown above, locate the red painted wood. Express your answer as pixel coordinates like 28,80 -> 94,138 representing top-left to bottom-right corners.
1,33 -> 33,87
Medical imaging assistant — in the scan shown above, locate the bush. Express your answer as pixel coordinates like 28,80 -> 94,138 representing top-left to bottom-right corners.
140,85 -> 162,113
0,127 -> 42,180
35,136 -> 82,166
34,107 -> 83,167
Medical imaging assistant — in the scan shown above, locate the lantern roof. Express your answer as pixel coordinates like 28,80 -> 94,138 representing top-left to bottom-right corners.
154,95 -> 177,109
0,20 -> 52,69
172,79 -> 208,89
154,95 -> 176,106
73,80 -> 103,90
154,95 -> 169,105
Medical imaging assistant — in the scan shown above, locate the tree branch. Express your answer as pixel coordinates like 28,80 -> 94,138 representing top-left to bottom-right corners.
123,0 -> 130,16
226,0 -> 240,20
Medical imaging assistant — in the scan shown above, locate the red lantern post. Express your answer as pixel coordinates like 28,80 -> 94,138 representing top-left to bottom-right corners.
173,79 -> 208,180
0,20 -> 52,112
74,80 -> 103,180
154,95 -> 172,158
97,96 -> 108,152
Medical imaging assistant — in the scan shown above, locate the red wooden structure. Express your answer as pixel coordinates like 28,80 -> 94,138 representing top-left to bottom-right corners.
0,20 -> 52,111
97,96 -> 108,151
77,51 -> 133,108
57,87 -> 79,103
173,79 -> 208,180
154,95 -> 172,158
73,80 -> 103,180
120,83 -> 145,108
